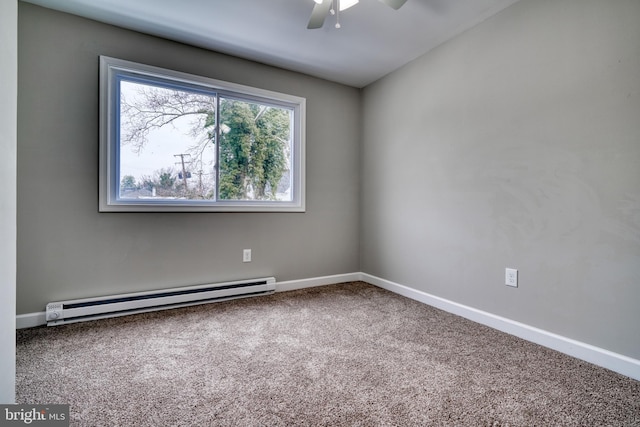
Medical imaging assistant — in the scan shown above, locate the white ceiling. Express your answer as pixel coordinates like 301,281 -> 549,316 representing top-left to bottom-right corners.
23,0 -> 521,88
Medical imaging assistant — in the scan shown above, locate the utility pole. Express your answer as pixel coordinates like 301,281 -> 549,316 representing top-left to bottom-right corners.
174,153 -> 191,194
197,170 -> 204,195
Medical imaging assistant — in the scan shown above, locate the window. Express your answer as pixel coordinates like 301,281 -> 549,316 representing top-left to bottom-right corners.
99,56 -> 305,212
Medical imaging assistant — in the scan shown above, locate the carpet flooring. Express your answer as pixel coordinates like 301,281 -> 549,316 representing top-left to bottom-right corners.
16,282 -> 640,426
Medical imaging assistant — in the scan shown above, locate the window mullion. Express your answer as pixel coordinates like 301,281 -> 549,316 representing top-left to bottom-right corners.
215,94 -> 221,201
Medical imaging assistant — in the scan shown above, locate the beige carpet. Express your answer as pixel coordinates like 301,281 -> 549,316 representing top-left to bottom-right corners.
16,282 -> 640,426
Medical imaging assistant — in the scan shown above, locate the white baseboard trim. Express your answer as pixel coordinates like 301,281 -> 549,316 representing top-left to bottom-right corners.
16,271 -> 640,382
16,312 -> 46,330
275,272 -> 363,293
361,272 -> 640,382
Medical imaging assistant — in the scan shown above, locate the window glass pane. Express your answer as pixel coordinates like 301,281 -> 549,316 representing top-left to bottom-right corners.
118,79 -> 217,201
219,97 -> 293,201
100,56 -> 305,212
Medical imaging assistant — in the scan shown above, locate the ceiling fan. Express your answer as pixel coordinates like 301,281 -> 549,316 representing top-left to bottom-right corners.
307,0 -> 408,29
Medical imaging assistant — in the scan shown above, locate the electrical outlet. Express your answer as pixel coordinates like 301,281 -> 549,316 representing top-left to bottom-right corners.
243,249 -> 252,263
505,268 -> 518,287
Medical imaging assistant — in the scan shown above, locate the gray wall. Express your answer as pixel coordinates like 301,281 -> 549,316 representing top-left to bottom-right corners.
1,0 -> 17,404
361,0 -> 640,360
17,3 -> 361,314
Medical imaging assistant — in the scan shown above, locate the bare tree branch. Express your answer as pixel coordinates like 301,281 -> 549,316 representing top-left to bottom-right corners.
120,84 -> 216,154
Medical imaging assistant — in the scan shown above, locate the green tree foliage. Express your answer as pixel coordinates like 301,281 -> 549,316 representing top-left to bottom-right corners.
121,82 -> 291,201
218,100 -> 289,200
139,168 -> 177,196
120,175 -> 137,189
157,168 -> 176,190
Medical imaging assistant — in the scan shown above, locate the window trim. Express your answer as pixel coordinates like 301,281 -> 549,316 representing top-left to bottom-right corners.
99,56 -> 306,212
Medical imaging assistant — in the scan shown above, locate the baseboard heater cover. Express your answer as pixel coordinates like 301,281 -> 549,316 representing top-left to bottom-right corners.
45,277 -> 276,326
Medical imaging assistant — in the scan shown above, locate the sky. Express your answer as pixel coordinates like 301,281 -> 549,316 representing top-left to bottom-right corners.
120,117 -> 215,182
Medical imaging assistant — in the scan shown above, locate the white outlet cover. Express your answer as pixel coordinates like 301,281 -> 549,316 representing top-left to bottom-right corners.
505,268 -> 518,287
243,249 -> 251,262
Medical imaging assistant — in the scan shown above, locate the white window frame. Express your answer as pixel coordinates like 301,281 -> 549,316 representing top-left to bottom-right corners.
99,56 -> 305,212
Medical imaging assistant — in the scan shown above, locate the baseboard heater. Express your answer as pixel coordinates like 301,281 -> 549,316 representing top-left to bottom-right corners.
45,277 -> 276,326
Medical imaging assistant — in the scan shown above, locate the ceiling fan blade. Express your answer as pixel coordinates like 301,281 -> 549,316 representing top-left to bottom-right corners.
378,0 -> 408,10
307,0 -> 332,29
